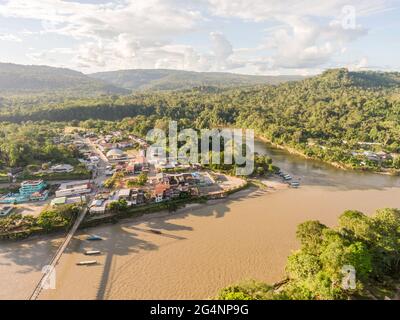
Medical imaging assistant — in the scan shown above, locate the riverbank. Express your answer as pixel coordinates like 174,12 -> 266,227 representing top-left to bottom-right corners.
256,135 -> 400,176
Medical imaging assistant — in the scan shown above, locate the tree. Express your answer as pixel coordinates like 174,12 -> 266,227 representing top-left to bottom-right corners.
338,210 -> 373,243
108,199 -> 128,212
136,172 -> 148,186
286,251 -> 321,280
296,220 -> 327,254
217,280 -> 275,300
37,210 -> 68,231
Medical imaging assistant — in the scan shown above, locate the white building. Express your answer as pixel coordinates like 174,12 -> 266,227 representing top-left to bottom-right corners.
55,180 -> 92,198
107,148 -> 126,160
89,199 -> 107,214
50,164 -> 74,173
50,195 -> 86,206
0,206 -> 13,217
89,156 -> 100,164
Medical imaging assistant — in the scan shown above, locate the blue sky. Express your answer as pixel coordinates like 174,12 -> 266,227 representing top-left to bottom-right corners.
0,0 -> 399,75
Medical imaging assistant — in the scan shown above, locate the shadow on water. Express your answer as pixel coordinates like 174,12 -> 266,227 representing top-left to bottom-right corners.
63,225 -> 159,300
0,236 -> 65,273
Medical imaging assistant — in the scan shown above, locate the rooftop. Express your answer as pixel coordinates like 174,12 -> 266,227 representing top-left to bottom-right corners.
21,180 -> 45,187
107,148 -> 125,157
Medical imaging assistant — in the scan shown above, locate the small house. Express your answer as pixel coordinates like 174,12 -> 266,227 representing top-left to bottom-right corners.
0,206 -> 14,217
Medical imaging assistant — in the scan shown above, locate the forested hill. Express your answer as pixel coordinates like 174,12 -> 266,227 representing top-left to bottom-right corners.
0,63 -> 129,96
1,68 -> 399,170
89,69 -> 304,91
311,68 -> 400,89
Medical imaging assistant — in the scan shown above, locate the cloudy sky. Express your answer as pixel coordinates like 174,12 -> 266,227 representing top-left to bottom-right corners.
0,0 -> 399,75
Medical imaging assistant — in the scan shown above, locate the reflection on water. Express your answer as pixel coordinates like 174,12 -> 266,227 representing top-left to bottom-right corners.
255,140 -> 400,190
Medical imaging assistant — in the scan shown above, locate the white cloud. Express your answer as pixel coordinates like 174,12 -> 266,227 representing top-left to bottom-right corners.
0,0 -> 206,71
0,0 -> 396,74
263,16 -> 368,69
69,33 -> 239,72
345,56 -> 370,71
0,32 -> 21,42
206,0 -> 390,72
0,0 -> 202,40
210,32 -> 233,69
207,0 -> 391,21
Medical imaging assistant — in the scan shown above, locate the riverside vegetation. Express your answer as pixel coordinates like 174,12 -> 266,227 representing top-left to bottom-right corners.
0,204 -> 80,240
218,208 -> 400,300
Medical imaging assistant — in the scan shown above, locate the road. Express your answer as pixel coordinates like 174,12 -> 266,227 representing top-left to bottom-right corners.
84,137 -> 110,187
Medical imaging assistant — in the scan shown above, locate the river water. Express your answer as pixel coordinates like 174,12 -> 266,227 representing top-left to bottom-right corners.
0,141 -> 399,300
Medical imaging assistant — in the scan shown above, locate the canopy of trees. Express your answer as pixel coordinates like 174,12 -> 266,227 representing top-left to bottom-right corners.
1,68 -> 399,170
0,122 -> 80,168
218,208 -> 400,300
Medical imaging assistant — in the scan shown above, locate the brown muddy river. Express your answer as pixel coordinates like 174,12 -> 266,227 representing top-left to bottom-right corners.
1,141 -> 399,300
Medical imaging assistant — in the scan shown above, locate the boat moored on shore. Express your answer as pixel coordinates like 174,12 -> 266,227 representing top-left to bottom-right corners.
86,235 -> 103,241
76,260 -> 98,266
84,250 -> 101,256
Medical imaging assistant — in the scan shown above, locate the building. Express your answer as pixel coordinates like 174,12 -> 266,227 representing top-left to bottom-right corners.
107,148 -> 126,160
133,156 -> 149,172
117,141 -> 133,149
0,206 -> 14,217
19,180 -> 46,196
51,195 -> 86,207
55,180 -> 92,198
89,156 -> 100,164
125,163 -> 135,175
50,164 -> 74,173
115,189 -> 132,200
0,180 -> 48,204
89,199 -> 107,215
131,189 -> 145,205
363,151 -> 380,162
153,183 -> 171,203
377,151 -> 392,160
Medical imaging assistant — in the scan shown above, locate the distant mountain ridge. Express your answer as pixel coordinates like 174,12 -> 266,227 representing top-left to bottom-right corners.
2,62 -> 399,98
0,63 -> 129,96
89,69 -> 305,91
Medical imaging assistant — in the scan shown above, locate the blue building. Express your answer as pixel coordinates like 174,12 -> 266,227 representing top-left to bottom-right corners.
0,180 -> 48,204
19,180 -> 47,196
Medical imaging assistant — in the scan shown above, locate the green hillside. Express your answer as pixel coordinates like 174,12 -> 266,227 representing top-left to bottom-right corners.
0,63 -> 129,96
89,69 -> 304,91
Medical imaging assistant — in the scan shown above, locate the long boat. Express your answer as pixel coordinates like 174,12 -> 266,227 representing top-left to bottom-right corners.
283,174 -> 292,181
86,235 -> 103,241
76,260 -> 97,266
290,181 -> 300,188
149,229 -> 162,235
85,250 -> 101,255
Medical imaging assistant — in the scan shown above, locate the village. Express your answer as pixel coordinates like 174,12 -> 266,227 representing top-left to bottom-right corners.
0,129 -> 246,222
